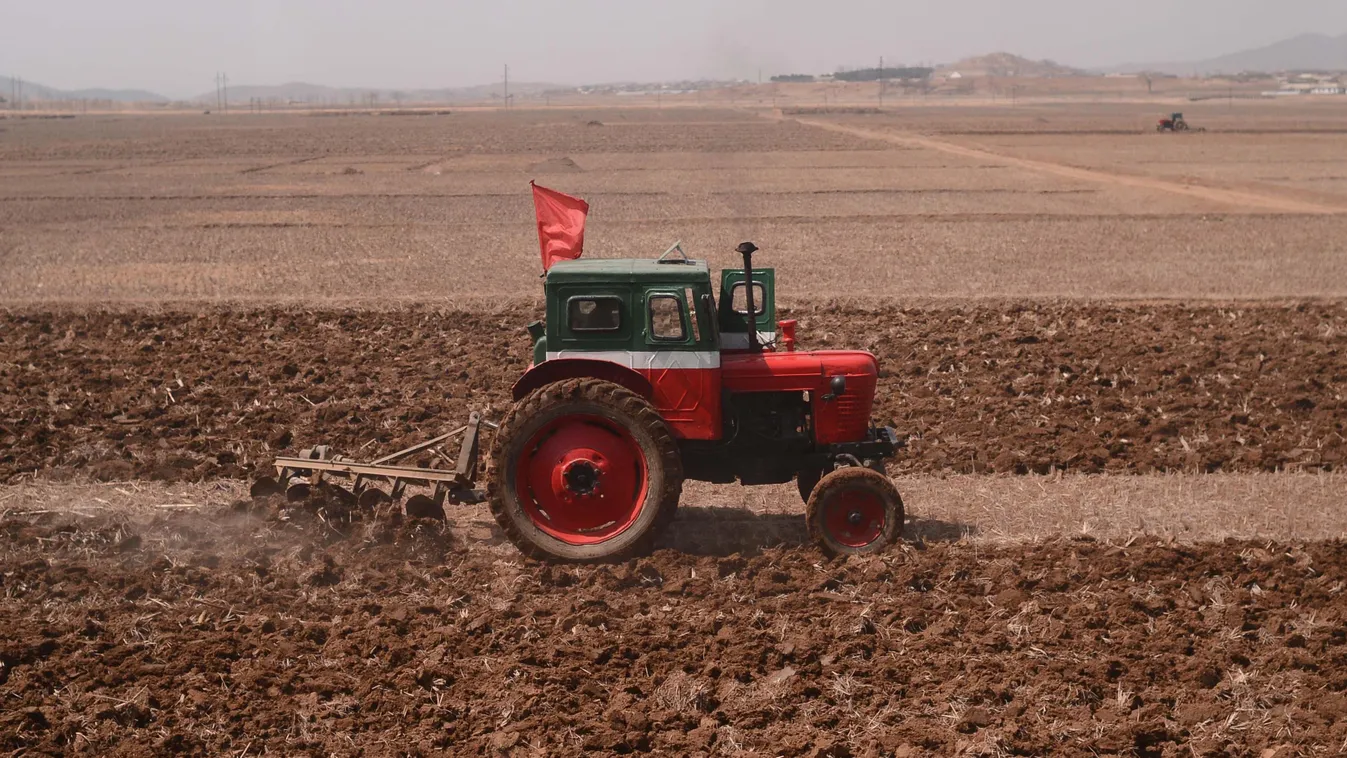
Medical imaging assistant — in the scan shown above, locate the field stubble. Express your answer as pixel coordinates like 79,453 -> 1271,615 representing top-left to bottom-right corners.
3,105 -> 1347,303
1,303 -> 1342,486
2,500 -> 1346,755
3,103 -> 1347,757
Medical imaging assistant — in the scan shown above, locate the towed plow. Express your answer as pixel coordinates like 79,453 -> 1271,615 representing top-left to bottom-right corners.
250,413 -> 495,520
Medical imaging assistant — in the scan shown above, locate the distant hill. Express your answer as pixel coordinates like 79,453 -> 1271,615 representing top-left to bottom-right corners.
941,52 -> 1085,77
196,81 -> 562,105
0,76 -> 169,103
1115,32 -> 1347,75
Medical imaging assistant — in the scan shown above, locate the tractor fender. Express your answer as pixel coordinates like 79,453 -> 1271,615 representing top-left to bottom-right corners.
511,358 -> 655,401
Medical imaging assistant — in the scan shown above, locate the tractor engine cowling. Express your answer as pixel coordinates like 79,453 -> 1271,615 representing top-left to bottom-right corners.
721,349 -> 879,445
813,351 -> 879,444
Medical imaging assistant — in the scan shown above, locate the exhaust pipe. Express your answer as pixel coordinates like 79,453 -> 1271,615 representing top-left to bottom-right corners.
735,241 -> 760,352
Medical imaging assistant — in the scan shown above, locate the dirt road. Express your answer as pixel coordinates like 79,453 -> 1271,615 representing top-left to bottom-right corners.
796,117 -> 1347,215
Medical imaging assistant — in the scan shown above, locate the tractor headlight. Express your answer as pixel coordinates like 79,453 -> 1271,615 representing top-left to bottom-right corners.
829,376 -> 847,396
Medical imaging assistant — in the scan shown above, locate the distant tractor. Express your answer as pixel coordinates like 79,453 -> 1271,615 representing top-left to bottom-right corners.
1157,112 -> 1190,132
255,241 -> 905,562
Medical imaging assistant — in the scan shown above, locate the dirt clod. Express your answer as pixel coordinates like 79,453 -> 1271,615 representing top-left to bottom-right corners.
2,507 -> 1345,755
2,303 -> 1342,485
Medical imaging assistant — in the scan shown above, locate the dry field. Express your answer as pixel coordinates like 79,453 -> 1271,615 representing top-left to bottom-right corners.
3,101 -> 1346,303
2,100 -> 1346,755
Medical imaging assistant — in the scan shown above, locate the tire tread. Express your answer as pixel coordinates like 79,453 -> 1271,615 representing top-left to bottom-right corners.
487,378 -> 683,562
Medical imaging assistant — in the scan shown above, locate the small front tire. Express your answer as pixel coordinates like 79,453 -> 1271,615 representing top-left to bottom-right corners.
806,467 -> 904,557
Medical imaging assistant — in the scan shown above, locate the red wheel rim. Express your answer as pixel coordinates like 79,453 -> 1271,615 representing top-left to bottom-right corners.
514,414 -> 649,545
823,487 -> 886,548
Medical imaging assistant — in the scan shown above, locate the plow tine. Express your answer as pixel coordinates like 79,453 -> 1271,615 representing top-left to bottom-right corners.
250,477 -> 282,498
358,489 -> 391,508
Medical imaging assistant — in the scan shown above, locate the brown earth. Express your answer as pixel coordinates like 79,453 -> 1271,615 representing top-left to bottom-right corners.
3,502 -> 1346,756
5,107 -> 1347,305
1,302 -> 1343,485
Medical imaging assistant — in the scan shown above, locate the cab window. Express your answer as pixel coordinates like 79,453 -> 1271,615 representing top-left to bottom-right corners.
568,297 -> 621,332
730,282 -> 766,315
648,295 -> 686,341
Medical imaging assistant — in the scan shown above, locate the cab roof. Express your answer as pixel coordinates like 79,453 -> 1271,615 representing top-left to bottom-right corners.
545,258 -> 710,284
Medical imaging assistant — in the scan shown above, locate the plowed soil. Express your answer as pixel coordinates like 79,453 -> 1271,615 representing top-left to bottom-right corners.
2,302 -> 1343,484
3,503 -> 1346,756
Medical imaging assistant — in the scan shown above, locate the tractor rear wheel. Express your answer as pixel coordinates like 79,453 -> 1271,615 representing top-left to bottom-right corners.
488,378 -> 682,562
806,467 -> 904,557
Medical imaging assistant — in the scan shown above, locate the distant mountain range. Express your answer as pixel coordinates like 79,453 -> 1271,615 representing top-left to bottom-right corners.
0,75 -> 168,103
4,32 -> 1344,105
1113,32 -> 1347,75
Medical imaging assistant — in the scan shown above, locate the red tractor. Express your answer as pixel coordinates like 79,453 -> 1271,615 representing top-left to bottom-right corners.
255,242 -> 904,561
1157,112 -> 1190,132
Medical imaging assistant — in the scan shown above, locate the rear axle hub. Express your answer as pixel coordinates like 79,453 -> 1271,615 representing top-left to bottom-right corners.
563,460 -> 602,496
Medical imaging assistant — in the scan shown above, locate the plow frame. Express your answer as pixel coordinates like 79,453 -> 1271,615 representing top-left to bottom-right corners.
267,412 -> 496,506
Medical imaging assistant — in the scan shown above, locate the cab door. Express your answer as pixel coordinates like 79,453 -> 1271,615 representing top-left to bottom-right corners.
718,269 -> 775,351
638,286 -> 721,440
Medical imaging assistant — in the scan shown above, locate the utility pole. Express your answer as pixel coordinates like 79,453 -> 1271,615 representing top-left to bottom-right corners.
878,56 -> 884,108
503,64 -> 509,109
223,73 -> 228,114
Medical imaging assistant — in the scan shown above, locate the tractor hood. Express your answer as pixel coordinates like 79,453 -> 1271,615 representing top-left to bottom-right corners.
721,350 -> 879,445
721,350 -> 877,393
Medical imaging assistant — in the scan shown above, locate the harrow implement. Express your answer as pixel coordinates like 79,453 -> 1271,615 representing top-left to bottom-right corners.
250,413 -> 495,518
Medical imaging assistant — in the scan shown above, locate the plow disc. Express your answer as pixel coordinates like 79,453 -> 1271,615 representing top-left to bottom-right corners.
253,412 -> 495,517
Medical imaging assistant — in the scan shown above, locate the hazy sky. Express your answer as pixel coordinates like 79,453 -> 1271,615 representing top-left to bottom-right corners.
3,0 -> 1345,97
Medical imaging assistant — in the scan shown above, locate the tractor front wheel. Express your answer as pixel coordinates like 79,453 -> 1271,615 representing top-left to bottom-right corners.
488,378 -> 682,562
806,467 -> 904,557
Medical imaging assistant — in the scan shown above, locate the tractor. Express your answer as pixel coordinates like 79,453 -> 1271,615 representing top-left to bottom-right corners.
1157,112 -> 1190,132
253,242 -> 904,561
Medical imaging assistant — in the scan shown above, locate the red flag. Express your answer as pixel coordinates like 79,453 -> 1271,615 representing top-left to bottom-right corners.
531,181 -> 590,271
